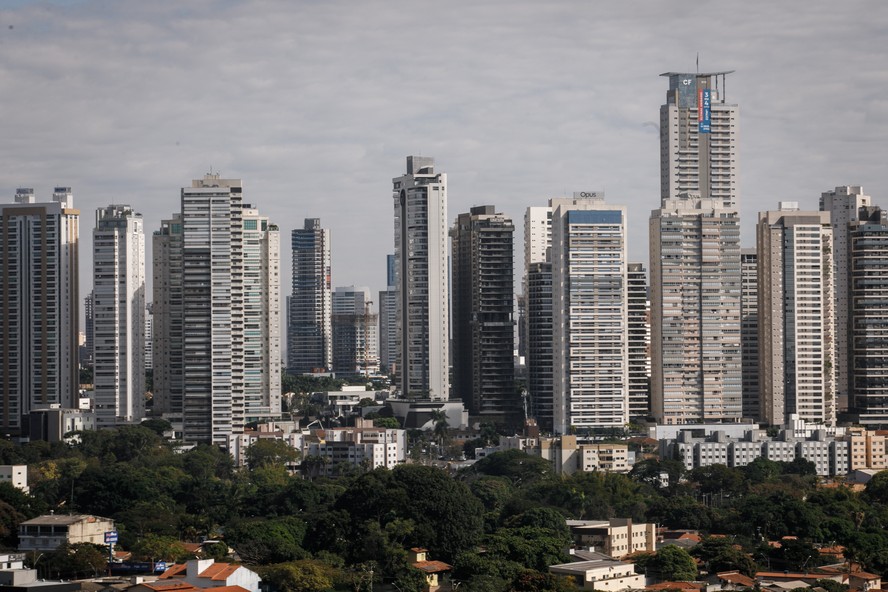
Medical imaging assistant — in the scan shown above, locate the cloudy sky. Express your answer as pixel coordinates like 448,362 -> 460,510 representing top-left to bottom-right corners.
0,0 -> 886,304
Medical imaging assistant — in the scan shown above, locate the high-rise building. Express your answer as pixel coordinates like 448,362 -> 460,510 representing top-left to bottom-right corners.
332,286 -> 378,377
379,254 -> 398,375
849,206 -> 888,426
153,174 -> 280,445
83,291 -> 94,368
820,186 -> 872,413
650,70 -> 742,425
526,262 -> 553,431
740,248 -> 760,421
0,187 -> 79,435
92,205 -> 145,428
288,218 -> 332,374
144,304 -> 153,372
659,71 -> 738,209
451,206 -> 516,424
757,203 -> 836,426
650,198 -> 742,424
627,263 -> 651,420
551,193 -> 628,434
392,156 -> 449,400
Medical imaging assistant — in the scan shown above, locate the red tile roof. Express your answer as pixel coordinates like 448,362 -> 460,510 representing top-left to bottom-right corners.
646,582 -> 702,591
412,560 -> 452,574
199,563 -> 241,581
718,571 -> 755,587
159,564 -> 189,579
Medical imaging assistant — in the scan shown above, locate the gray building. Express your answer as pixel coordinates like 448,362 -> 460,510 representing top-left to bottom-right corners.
451,206 -> 517,424
526,261 -> 554,432
288,218 -> 332,374
740,248 -> 759,420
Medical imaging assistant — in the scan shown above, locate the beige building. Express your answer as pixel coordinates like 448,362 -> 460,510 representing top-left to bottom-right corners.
757,204 -> 836,426
18,514 -> 114,551
0,466 -> 27,493
500,435 -> 630,475
847,427 -> 888,470
567,518 -> 656,559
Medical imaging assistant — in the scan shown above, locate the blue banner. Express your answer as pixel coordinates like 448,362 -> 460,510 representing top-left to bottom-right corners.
699,88 -> 711,133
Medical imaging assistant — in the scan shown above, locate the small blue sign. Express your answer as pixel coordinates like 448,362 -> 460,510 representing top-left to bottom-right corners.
699,88 -> 711,133
104,531 -> 118,544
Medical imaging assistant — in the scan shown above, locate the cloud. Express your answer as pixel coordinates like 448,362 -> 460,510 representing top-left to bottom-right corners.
0,0 -> 885,302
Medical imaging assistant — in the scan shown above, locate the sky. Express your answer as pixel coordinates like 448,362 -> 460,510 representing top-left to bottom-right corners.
0,0 -> 886,308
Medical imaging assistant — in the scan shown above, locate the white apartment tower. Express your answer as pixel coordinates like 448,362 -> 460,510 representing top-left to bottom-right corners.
288,218 -> 332,374
551,193 -> 628,434
650,70 -> 742,424
153,174 -> 280,445
0,188 -> 79,435
92,205 -> 145,427
820,186 -> 872,413
757,204 -> 836,426
392,156 -> 449,400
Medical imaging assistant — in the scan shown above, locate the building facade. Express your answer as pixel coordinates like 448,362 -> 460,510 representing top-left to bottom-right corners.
378,254 -> 398,374
740,248 -> 760,420
392,156 -> 449,400
551,194 -> 628,433
757,204 -> 836,426
849,206 -> 888,426
820,185 -> 872,412
332,286 -> 379,377
627,263 -> 651,419
153,174 -> 280,445
451,206 -> 516,423
92,205 -> 145,428
288,218 -> 332,374
526,261 -> 554,431
0,188 -> 79,435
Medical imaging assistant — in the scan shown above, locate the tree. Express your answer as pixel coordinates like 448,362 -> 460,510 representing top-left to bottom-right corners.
246,439 -> 299,470
45,543 -> 108,579
225,516 -> 309,564
465,450 -> 553,485
131,534 -> 189,562
691,537 -> 756,577
373,417 -> 400,429
259,560 -> 335,592
649,545 -> 698,581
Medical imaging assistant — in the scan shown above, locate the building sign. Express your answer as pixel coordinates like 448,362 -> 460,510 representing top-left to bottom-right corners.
698,88 -> 711,133
573,191 -> 603,199
104,531 -> 118,544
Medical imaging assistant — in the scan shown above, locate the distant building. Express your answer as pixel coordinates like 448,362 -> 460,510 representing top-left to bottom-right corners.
28,406 -> 95,443
740,248 -> 759,421
18,514 -> 114,551
158,559 -> 261,592
303,418 -> 406,476
332,286 -> 378,377
379,254 -> 398,374
0,188 -> 80,436
500,435 -> 631,475
566,518 -> 657,558
627,263 -> 651,419
289,218 -> 332,374
526,261 -> 554,432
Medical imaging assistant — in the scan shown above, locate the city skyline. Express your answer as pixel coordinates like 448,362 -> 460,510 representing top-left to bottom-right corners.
0,1 -> 884,302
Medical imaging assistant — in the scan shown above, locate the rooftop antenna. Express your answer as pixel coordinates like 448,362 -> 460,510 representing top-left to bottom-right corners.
696,53 -> 699,74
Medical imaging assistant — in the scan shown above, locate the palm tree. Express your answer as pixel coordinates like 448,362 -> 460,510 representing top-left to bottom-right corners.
431,409 -> 449,450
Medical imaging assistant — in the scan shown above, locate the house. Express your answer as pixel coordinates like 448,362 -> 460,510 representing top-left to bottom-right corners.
159,560 -> 260,592
549,551 -> 645,591
409,548 -> 451,592
714,571 -> 755,590
128,582 -> 250,592
18,514 -> 114,551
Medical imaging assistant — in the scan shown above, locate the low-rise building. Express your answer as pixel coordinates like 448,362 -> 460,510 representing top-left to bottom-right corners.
549,551 -> 644,591
27,407 -> 95,443
500,435 -> 631,475
18,514 -> 114,551
158,560 -> 261,592
303,418 -> 406,476
566,519 -> 656,559
0,467 -> 27,493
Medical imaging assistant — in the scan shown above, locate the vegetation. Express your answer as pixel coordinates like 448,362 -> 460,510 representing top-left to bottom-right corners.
2,428 -> 888,589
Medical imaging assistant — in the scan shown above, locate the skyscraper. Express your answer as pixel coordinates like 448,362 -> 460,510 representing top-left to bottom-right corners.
288,218 -> 332,374
0,187 -> 79,435
659,71 -> 738,208
392,156 -> 449,400
757,203 -> 836,426
650,70 -> 742,425
849,205 -> 888,426
92,204 -> 145,427
524,205 -> 554,430
379,254 -> 398,374
332,286 -> 378,377
83,291 -> 94,368
740,248 -> 760,421
551,193 -> 628,434
820,185 -> 872,413
153,174 -> 280,444
627,263 -> 651,420
451,206 -> 516,424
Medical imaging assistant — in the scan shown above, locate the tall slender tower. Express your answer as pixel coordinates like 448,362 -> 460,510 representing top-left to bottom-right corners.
0,188 -> 79,435
393,156 -> 449,400
757,203 -> 836,426
820,186 -> 872,413
451,206 -> 516,424
650,70 -> 742,424
93,205 -> 145,427
552,193 -> 628,434
153,174 -> 280,444
850,206 -> 888,426
627,263 -> 651,420
524,205 -> 554,430
740,248 -> 760,421
288,219 -> 332,374
378,254 -> 398,374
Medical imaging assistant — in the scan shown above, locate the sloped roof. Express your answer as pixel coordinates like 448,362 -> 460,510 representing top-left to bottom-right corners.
717,571 -> 755,587
199,563 -> 241,581
412,560 -> 452,574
